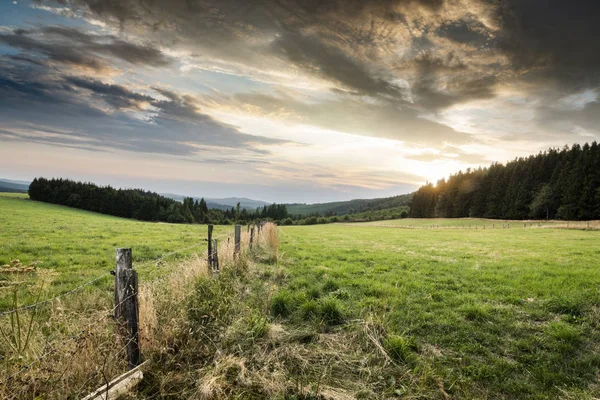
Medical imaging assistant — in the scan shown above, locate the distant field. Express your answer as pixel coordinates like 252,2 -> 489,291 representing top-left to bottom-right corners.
0,193 -> 227,309
278,222 -> 600,398
354,217 -> 597,229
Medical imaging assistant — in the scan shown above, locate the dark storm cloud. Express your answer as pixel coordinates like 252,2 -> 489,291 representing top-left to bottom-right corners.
65,76 -> 154,110
0,58 -> 286,156
269,30 -> 404,98
28,0 -> 600,143
496,0 -> 600,91
436,19 -> 491,47
0,25 -> 171,72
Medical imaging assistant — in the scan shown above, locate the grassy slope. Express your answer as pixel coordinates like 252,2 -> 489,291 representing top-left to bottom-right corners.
0,193 -> 227,309
287,193 -> 413,216
278,223 -> 600,398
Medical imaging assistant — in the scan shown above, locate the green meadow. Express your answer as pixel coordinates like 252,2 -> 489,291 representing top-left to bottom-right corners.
276,223 -> 600,398
2,192 -> 600,398
0,193 -> 227,309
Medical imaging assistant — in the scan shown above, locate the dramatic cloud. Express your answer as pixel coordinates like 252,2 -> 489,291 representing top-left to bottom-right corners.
0,58 -> 285,157
0,25 -> 171,72
1,0 -> 599,202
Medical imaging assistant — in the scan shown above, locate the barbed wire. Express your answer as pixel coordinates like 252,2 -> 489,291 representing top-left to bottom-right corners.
0,272 -> 112,317
148,242 -> 205,266
0,240 -> 208,388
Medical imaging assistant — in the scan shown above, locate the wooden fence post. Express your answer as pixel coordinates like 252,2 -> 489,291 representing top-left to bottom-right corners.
115,248 -> 141,369
213,239 -> 219,273
250,226 -> 255,250
207,225 -> 213,272
234,224 -> 241,259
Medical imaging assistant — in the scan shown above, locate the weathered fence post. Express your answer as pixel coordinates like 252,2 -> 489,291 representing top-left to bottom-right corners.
213,239 -> 219,273
115,248 -> 141,369
250,226 -> 255,250
234,224 -> 241,259
207,225 -> 214,272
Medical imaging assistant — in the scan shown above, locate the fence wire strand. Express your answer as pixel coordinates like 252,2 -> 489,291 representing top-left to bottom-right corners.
0,272 -> 112,316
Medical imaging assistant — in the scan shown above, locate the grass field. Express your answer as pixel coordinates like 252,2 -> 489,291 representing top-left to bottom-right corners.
0,193 -> 227,309
275,223 -> 600,398
2,192 -> 600,398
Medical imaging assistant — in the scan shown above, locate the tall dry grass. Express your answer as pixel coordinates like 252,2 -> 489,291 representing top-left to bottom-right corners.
1,222 -> 283,399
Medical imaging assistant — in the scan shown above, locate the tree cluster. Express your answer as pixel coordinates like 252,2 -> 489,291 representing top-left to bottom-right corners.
28,178 -> 289,224
410,142 -> 600,220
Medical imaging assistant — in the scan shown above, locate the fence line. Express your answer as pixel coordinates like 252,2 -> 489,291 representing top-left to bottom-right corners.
1,222 -> 274,398
150,242 -> 206,266
0,272 -> 112,316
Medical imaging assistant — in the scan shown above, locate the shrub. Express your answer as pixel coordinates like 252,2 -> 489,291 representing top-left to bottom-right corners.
318,217 -> 328,224
282,217 -> 294,226
305,216 -> 318,225
400,210 -> 409,218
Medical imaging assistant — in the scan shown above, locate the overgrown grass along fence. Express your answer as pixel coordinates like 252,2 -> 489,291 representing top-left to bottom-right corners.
0,222 -> 278,399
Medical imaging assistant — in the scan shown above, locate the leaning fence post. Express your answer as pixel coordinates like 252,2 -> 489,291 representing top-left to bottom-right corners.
207,225 -> 213,272
250,226 -> 255,250
115,248 -> 141,369
213,239 -> 219,273
234,224 -> 241,259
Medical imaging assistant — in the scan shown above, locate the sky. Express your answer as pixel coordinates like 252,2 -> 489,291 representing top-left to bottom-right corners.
1,0 -> 599,203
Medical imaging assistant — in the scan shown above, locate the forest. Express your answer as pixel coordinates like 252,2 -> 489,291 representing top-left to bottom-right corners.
410,142 -> 600,220
28,178 -> 289,224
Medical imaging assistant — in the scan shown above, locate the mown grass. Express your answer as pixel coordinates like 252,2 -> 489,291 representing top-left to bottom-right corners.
0,194 -> 228,309
276,223 -> 600,398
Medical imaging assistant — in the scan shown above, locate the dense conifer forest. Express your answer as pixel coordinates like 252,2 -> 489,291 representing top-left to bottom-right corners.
410,142 -> 600,220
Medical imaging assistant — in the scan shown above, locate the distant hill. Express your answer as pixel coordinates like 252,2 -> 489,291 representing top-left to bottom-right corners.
287,193 -> 413,216
0,178 -> 30,193
161,193 -> 270,210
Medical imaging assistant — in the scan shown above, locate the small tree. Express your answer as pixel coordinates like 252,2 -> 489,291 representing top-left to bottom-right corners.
529,184 -> 553,219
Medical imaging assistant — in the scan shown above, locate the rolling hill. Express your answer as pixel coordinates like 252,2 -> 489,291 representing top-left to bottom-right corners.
0,178 -> 29,193
161,193 -> 270,210
287,192 -> 413,216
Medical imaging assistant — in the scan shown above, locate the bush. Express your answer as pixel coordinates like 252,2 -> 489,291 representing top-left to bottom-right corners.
282,217 -> 294,226
318,217 -> 328,224
331,216 -> 339,222
400,210 -> 409,218
305,216 -> 318,225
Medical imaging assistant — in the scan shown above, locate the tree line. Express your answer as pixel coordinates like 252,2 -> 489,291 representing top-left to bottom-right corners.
410,142 -> 600,220
28,178 -> 289,224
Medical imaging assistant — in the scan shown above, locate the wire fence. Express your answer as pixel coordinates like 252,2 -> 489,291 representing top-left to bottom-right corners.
0,272 -> 112,316
0,223 -> 274,399
0,239 -> 211,398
